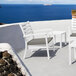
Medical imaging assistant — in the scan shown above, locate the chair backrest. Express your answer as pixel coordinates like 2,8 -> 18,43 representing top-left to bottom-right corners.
71,17 -> 76,31
20,21 -> 34,42
71,10 -> 76,33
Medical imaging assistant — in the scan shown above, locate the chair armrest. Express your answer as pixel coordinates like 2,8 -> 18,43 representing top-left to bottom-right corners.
34,29 -> 52,33
23,32 -> 53,38
24,33 -> 50,38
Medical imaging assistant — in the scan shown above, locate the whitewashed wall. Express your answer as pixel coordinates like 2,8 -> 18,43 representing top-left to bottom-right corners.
0,24 -> 24,51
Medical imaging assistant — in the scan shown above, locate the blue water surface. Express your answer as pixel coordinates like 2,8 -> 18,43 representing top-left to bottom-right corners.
0,4 -> 76,23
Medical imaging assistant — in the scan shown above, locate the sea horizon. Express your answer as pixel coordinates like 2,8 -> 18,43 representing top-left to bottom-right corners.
0,3 -> 76,5
0,4 -> 76,23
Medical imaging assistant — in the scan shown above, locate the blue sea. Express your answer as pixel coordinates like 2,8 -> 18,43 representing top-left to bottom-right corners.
0,4 -> 76,23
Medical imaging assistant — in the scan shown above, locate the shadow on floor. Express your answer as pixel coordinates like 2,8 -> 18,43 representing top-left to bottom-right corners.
30,49 -> 59,59
16,42 -> 68,54
72,60 -> 76,64
17,42 -> 68,60
55,42 -> 68,48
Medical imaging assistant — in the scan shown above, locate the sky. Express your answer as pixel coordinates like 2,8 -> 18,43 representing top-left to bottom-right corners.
0,0 -> 76,4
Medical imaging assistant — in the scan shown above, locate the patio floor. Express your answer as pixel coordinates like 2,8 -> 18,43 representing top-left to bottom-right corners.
17,44 -> 76,76
0,19 -> 75,76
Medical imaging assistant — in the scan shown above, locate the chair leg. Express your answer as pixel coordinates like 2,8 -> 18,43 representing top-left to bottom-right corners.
46,46 -> 50,59
74,48 -> 76,59
23,41 -> 28,59
45,36 -> 50,59
69,46 -> 72,65
54,35 -> 56,44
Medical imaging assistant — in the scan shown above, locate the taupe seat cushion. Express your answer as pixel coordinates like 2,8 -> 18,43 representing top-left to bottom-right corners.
28,37 -> 53,45
70,33 -> 76,37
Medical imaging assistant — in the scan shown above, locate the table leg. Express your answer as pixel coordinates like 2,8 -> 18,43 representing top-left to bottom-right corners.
64,33 -> 67,45
60,34 -> 62,48
54,35 -> 56,44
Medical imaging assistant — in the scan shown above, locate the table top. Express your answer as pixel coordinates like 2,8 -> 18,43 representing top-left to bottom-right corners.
53,31 -> 66,35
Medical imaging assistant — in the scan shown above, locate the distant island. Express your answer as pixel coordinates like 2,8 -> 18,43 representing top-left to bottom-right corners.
43,4 -> 52,6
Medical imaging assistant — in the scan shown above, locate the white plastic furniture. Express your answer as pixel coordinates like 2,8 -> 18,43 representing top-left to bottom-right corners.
69,15 -> 76,39
20,21 -> 55,59
69,41 -> 76,65
53,31 -> 67,48
68,14 -> 76,65
71,15 -> 76,32
35,30 -> 67,48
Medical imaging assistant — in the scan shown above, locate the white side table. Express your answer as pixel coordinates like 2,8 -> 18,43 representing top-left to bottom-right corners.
53,31 -> 67,48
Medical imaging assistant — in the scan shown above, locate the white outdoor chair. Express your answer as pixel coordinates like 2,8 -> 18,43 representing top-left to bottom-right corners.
19,21 -> 55,59
69,12 -> 76,38
69,41 -> 76,65
68,12 -> 76,65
